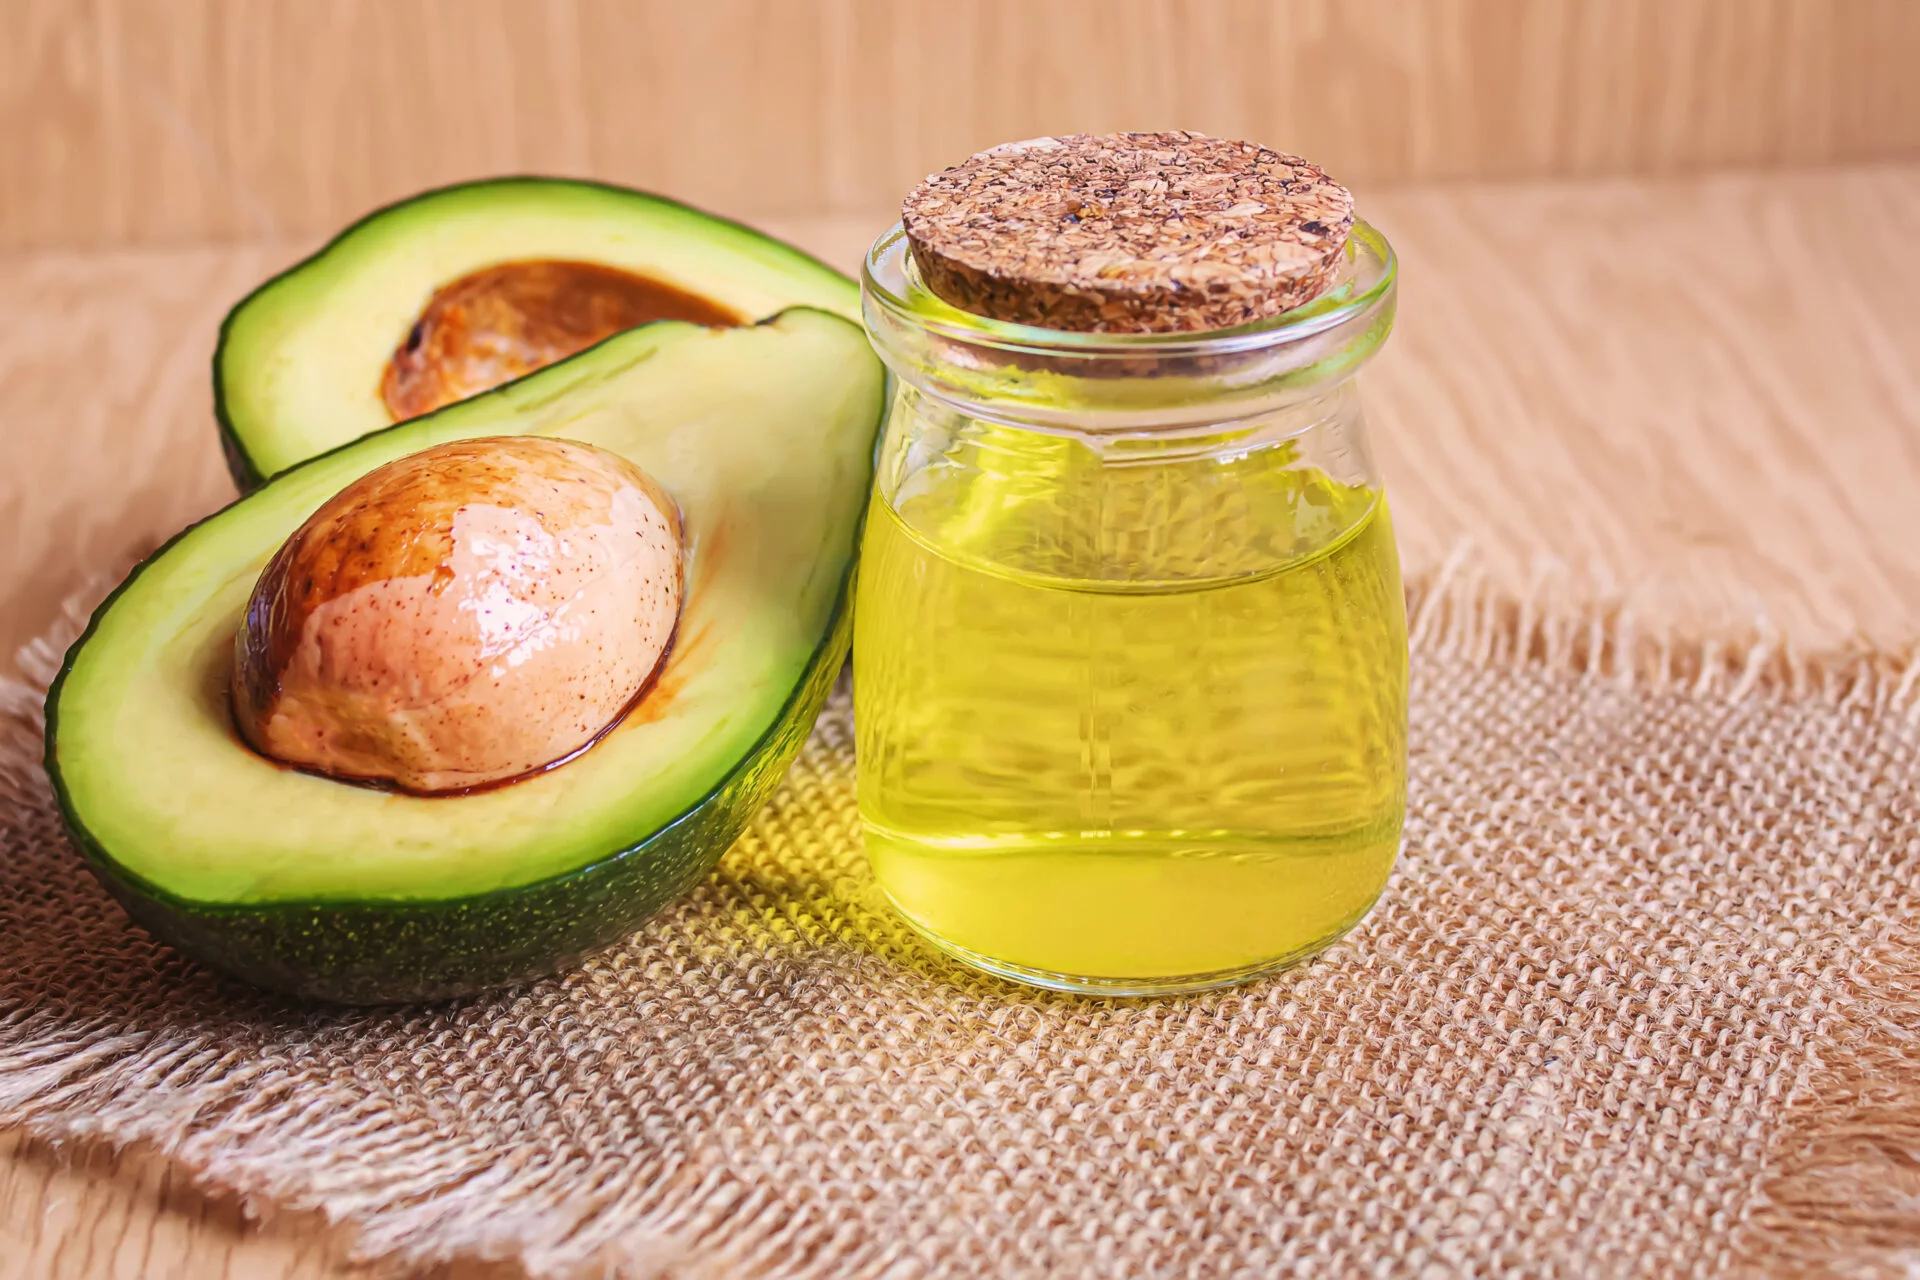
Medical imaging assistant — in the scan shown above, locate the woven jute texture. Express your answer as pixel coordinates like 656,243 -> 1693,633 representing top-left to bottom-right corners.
2,569 -> 1918,1278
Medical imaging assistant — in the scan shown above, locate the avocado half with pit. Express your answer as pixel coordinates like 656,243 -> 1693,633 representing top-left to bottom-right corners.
46,309 -> 885,1003
215,177 -> 860,490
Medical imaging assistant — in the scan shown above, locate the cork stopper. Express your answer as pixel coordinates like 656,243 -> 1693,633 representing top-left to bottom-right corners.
902,132 -> 1354,335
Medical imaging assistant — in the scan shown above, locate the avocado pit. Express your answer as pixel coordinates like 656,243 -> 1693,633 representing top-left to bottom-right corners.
232,436 -> 683,794
381,259 -> 743,421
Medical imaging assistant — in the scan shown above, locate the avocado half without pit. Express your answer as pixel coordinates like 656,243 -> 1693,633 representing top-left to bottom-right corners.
46,309 -> 886,1002
214,177 -> 863,490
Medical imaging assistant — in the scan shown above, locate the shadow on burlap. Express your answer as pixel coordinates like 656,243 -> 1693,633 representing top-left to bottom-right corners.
1,571 -> 1916,1279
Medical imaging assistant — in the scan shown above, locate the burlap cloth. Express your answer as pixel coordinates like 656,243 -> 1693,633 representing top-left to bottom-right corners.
2,565 -> 1917,1278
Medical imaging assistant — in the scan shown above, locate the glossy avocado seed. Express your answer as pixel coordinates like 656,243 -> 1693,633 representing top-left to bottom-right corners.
232,436 -> 683,794
380,259 -> 742,421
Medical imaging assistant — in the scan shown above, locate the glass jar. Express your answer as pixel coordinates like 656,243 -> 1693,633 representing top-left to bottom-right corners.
854,220 -> 1406,996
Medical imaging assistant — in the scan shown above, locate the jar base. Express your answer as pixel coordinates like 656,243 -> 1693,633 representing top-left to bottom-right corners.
887,890 -> 1378,997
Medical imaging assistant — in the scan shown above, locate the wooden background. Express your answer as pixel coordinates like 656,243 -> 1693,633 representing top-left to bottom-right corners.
6,0 -> 1919,251
5,2 -> 1920,1277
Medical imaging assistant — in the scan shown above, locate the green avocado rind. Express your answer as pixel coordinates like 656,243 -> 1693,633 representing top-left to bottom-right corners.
213,175 -> 861,492
50,307 -> 882,1004
46,589 -> 849,1005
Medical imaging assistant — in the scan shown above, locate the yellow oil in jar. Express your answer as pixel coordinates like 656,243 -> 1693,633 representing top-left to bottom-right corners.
853,422 -> 1408,991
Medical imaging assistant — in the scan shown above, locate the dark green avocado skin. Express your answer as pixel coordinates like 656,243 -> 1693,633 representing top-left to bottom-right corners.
46,591 -> 849,1005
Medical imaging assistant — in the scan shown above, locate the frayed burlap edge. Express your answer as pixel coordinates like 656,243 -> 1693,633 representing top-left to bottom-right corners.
2,553 -> 1918,1280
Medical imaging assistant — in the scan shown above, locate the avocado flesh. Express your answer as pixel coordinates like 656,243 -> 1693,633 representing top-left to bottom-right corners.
216,177 -> 860,488
47,310 -> 884,1001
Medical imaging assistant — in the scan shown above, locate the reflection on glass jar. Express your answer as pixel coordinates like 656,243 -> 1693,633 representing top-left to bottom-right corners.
855,221 -> 1407,995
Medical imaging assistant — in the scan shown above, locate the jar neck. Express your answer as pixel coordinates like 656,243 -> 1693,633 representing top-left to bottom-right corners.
861,220 -> 1398,437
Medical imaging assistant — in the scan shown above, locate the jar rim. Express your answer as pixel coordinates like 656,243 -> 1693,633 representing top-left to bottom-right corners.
861,219 -> 1397,360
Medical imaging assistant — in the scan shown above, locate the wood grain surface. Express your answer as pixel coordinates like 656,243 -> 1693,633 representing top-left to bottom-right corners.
2,166 -> 1918,1280
6,0 -> 1919,252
